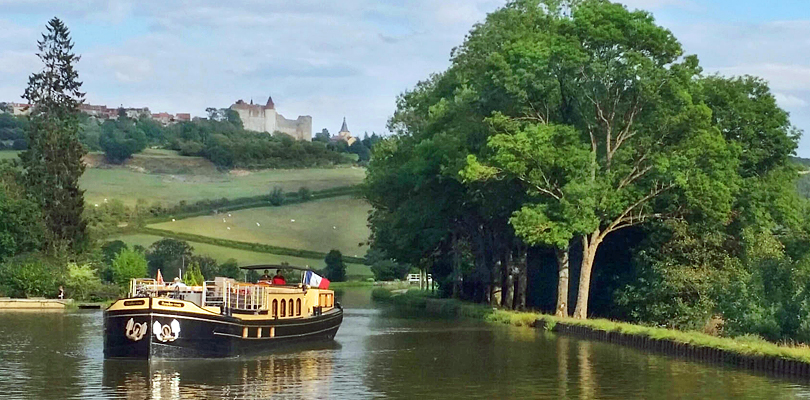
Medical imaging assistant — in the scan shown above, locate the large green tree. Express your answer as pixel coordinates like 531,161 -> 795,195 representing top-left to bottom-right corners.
20,17 -> 87,251
462,0 -> 740,318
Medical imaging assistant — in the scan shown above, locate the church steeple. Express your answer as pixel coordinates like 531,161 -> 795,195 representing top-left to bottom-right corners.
340,117 -> 349,133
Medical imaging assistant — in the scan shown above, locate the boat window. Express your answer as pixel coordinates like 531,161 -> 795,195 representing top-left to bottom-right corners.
272,299 -> 278,317
296,299 -> 302,316
289,298 -> 294,316
281,299 -> 286,317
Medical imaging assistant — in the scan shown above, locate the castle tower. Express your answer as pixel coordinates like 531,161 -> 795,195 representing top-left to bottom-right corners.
335,117 -> 356,145
229,95 -> 311,141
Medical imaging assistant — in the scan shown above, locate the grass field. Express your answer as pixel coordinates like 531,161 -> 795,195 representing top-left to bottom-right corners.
113,233 -> 372,278
0,150 -> 20,160
2,150 -> 366,206
149,196 -> 371,256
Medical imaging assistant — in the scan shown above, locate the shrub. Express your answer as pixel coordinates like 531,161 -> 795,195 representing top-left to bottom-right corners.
0,254 -> 62,298
64,262 -> 105,301
298,186 -> 312,201
269,186 -> 285,206
370,259 -> 410,281
182,261 -> 204,286
111,248 -> 148,288
371,288 -> 393,301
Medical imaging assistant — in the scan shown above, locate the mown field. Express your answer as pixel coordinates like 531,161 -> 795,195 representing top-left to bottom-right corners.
149,195 -> 372,256
113,234 -> 372,278
2,150 -> 366,206
83,150 -> 365,206
0,150 -> 20,160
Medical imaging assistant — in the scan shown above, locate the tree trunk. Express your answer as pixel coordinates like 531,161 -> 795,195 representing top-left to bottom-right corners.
555,246 -> 570,317
573,233 -> 601,319
513,246 -> 527,310
452,232 -> 461,298
501,251 -> 513,309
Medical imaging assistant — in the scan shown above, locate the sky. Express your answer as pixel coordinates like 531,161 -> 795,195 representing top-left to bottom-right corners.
1,0 -> 810,155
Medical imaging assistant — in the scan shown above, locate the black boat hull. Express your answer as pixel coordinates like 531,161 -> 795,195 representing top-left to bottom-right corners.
104,298 -> 343,359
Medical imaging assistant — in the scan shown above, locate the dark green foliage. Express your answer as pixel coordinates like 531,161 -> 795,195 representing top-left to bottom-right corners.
297,186 -> 312,201
371,287 -> 393,301
269,186 -> 285,206
20,17 -> 88,252
11,139 -> 27,150
218,259 -> 240,279
367,249 -> 410,281
99,117 -> 148,163
614,221 -> 731,330
101,240 -> 128,265
324,249 -> 347,282
145,238 -> 193,279
190,255 -> 218,280
314,128 -> 331,143
0,183 -> 44,261
0,113 -> 28,142
0,254 -> 62,298
348,141 -> 371,163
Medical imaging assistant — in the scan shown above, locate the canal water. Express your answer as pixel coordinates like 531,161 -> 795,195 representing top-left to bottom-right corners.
1,288 -> 809,399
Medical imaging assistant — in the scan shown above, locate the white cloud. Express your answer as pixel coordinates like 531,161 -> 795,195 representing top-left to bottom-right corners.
711,64 -> 810,92
774,92 -> 808,109
103,55 -> 153,83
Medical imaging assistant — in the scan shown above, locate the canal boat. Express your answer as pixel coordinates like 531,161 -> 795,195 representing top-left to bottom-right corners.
104,265 -> 342,359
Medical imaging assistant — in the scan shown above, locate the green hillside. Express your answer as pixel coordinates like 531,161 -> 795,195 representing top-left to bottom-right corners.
3,150 -> 366,206
149,195 -> 372,256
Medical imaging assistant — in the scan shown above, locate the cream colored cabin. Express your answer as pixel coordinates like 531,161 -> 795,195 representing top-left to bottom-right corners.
120,277 -> 336,320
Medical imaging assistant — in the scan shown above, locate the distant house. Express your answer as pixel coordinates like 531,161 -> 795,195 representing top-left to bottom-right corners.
125,107 -> 151,119
151,112 -> 174,125
10,102 -> 32,116
175,113 -> 191,122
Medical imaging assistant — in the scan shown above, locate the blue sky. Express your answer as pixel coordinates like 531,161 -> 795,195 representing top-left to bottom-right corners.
2,0 -> 810,156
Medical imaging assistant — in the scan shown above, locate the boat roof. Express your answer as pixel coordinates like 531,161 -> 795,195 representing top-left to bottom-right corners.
239,264 -> 315,272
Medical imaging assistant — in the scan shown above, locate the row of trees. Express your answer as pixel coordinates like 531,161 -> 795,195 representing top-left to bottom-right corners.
364,0 -> 810,342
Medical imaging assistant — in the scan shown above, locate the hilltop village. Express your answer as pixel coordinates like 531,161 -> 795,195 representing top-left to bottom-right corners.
4,97 -> 356,144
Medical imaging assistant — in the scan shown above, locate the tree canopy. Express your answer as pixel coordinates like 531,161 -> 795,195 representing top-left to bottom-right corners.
364,0 -> 808,336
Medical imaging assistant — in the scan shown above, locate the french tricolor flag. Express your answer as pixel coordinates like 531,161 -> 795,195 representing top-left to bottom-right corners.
304,271 -> 330,289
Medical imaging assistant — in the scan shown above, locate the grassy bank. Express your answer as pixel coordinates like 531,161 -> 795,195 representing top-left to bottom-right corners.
148,195 -> 371,256
112,233 -> 373,278
373,290 -> 810,365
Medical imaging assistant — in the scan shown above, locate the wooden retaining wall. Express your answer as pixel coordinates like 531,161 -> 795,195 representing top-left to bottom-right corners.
538,320 -> 810,380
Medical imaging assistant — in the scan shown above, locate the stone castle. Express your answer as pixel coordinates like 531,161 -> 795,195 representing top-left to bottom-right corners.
230,96 -> 312,141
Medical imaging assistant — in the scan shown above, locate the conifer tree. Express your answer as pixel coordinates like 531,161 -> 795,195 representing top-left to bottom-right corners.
20,17 -> 88,252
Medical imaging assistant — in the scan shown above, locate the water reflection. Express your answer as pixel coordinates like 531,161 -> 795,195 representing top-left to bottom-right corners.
1,289 -> 809,399
103,343 -> 340,399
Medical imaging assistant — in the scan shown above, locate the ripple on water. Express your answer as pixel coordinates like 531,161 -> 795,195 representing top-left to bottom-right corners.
1,290 -> 810,399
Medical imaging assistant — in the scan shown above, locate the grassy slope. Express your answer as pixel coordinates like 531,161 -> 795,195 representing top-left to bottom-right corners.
82,166 -> 365,206
149,195 -> 371,256
2,150 -> 366,206
114,233 -> 372,277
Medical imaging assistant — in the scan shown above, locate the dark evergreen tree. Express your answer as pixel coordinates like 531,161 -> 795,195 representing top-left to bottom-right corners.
20,17 -> 87,252
324,249 -> 347,282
